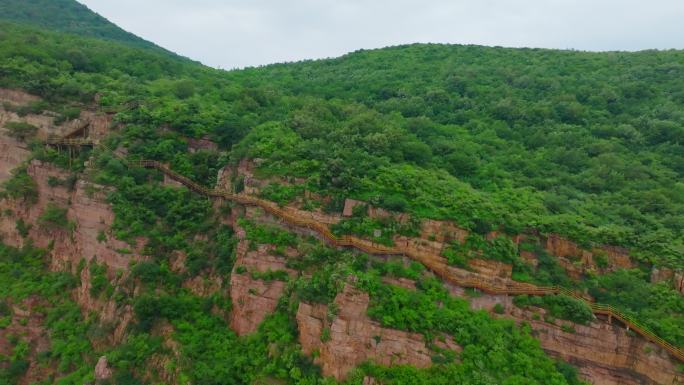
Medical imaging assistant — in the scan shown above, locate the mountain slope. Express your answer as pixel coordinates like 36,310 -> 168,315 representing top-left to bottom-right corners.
1,2 -> 683,385
0,0 -> 170,52
227,44 -> 684,266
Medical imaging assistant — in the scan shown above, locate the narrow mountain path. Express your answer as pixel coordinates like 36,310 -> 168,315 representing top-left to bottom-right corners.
46,137 -> 684,363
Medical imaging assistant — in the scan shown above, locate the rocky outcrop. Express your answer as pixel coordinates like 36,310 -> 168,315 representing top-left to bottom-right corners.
145,321 -> 183,385
0,90 -> 35,182
76,264 -> 134,345
448,285 -> 684,385
419,218 -> 469,244
342,198 -> 365,217
0,89 -> 112,142
650,267 -> 684,296
94,356 -> 113,382
0,88 -> 40,105
381,277 -> 417,290
229,224 -> 297,336
0,132 -> 30,183
676,271 -> 684,295
0,160 -> 72,248
468,258 -> 512,278
544,234 -> 634,273
651,267 -> 674,283
0,160 -> 145,271
297,284 -> 460,380
186,137 -> 218,153
0,158 -> 141,349
183,275 -> 226,297
0,297 -> 53,385
68,179 -> 144,270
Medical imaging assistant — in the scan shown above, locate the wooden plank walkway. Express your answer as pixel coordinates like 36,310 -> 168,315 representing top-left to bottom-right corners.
47,138 -> 684,364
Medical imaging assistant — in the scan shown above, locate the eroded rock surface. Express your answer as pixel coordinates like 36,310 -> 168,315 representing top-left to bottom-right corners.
449,285 -> 684,385
94,356 -> 113,382
0,297 -> 53,385
0,160 -> 144,271
297,284 -> 459,380
229,224 -> 297,336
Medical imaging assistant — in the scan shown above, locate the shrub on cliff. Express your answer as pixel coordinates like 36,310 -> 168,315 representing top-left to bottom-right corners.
0,167 -> 38,204
4,121 -> 37,141
513,294 -> 593,325
38,203 -> 70,230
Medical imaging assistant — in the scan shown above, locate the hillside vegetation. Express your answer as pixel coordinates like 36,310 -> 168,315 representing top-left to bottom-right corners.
227,45 -> 684,266
2,19 -> 681,266
0,5 -> 683,384
0,0 -> 157,49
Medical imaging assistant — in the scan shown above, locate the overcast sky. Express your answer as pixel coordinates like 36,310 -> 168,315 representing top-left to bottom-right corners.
78,0 -> 684,69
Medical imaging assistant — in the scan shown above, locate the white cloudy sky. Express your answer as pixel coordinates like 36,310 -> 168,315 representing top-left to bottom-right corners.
78,0 -> 684,69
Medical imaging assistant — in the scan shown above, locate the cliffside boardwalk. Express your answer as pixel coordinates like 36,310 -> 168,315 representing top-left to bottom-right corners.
46,136 -> 684,364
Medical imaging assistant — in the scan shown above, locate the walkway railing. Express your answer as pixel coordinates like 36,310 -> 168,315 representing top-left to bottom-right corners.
48,139 -> 684,364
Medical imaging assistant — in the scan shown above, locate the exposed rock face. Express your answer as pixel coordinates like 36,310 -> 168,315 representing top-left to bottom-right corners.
381,277 -> 417,290
0,297 -> 53,385
68,179 -> 144,270
651,267 -> 674,283
229,224 -> 297,336
419,219 -> 469,244
0,160 -> 144,271
0,131 -> 30,183
544,234 -> 634,273
94,356 -> 113,382
145,321 -> 183,385
448,285 -> 684,385
599,245 -> 635,270
76,264 -> 134,346
650,268 -> 684,296
0,88 -> 40,105
342,198 -> 365,217
0,159 -> 141,347
0,160 -> 72,249
544,233 -> 585,259
0,89 -> 112,142
183,274 -> 226,297
520,250 -> 538,267
186,137 -> 218,153
468,258 -> 512,278
555,256 -> 585,280
297,284 -> 459,380
0,90 -> 34,182
675,271 -> 684,295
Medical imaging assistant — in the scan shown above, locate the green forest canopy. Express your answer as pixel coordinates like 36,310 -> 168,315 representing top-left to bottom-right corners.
0,17 -> 682,269
1,5 -> 683,383
0,0 -> 156,49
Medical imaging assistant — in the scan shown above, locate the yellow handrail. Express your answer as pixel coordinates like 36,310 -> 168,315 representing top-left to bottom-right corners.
47,139 -> 684,364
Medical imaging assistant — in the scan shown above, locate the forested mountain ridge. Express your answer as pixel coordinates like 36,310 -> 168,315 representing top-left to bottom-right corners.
227,44 -> 684,266
0,2 -> 684,384
0,0 -> 183,54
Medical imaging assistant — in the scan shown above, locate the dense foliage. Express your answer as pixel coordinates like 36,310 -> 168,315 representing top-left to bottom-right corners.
588,269 -> 684,347
0,0 -> 160,49
2,19 -> 682,266
1,5 -> 683,383
0,243 -> 93,384
513,294 -> 594,325
0,167 -> 38,204
227,46 -> 684,267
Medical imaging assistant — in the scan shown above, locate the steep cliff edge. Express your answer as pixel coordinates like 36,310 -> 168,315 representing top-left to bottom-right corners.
296,284 -> 458,380
2,88 -> 682,384
236,204 -> 684,384
229,222 -> 298,335
451,284 -> 684,385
